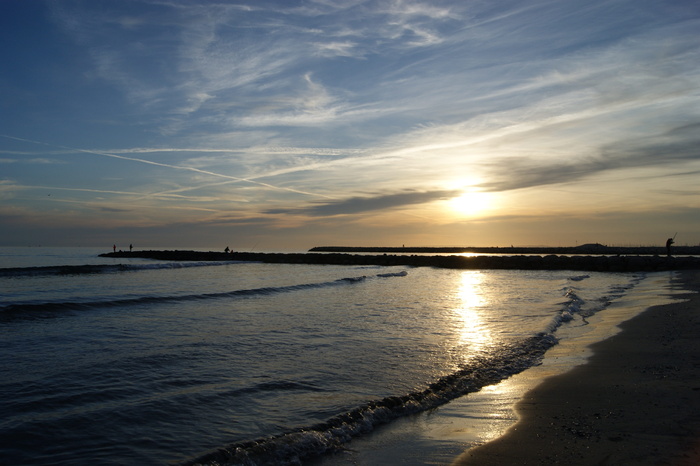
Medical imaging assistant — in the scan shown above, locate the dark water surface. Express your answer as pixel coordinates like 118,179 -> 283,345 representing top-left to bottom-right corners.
0,247 -> 655,465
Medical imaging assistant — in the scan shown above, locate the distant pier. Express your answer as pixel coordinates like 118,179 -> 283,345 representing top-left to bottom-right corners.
99,248 -> 700,272
309,244 -> 700,256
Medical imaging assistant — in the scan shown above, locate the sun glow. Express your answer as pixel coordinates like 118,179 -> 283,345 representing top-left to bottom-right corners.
448,189 -> 492,217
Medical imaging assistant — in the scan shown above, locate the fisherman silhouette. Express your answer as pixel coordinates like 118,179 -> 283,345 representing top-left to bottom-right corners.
666,237 -> 674,256
113,244 -> 116,253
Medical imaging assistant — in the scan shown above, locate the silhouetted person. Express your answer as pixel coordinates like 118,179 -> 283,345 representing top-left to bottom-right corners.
129,244 -> 133,252
113,244 -> 116,253
224,246 -> 230,253
666,237 -> 674,256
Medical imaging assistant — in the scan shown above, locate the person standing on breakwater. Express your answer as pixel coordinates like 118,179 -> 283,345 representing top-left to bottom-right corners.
666,237 -> 674,256
113,244 -> 116,253
130,244 -> 133,252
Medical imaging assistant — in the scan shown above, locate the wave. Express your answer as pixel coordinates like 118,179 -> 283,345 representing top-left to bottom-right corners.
376,270 -> 408,278
544,273 -> 645,333
186,333 -> 558,466
568,274 -> 590,282
0,261 -> 233,278
227,380 -> 328,398
0,271 -> 405,322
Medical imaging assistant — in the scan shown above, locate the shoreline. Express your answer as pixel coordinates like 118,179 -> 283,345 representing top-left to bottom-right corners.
310,271 -> 693,466
455,270 -> 700,465
99,250 -> 700,272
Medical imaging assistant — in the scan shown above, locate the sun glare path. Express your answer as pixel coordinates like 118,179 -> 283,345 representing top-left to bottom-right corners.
453,271 -> 492,356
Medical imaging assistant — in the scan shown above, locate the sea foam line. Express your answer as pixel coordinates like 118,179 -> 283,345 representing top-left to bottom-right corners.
544,272 -> 645,335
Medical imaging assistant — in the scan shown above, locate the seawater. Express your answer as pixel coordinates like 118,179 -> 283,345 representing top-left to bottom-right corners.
0,247 -> 677,465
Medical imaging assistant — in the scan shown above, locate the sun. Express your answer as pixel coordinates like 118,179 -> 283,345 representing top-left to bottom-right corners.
448,190 -> 492,217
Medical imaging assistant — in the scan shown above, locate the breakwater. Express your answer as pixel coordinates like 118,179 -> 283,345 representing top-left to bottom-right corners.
99,250 -> 700,272
310,245 -> 700,256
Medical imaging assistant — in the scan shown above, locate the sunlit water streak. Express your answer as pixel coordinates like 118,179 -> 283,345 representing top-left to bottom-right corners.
0,247 -> 676,465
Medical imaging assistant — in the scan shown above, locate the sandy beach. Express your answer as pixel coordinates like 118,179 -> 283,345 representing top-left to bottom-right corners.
455,270 -> 700,465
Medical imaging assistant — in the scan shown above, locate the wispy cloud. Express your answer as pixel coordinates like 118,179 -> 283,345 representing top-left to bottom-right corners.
314,41 -> 363,58
0,157 -> 63,164
267,189 -> 459,217
1,135 -> 332,200
50,0 -> 463,133
99,206 -> 130,213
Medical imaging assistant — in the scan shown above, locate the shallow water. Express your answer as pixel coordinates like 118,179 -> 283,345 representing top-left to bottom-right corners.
0,247 -> 668,465
311,271 -> 686,465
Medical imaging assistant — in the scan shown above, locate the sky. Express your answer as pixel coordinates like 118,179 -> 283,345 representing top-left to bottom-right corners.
1,0 -> 699,251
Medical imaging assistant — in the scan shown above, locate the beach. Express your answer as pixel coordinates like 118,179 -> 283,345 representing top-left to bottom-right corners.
455,270 -> 700,465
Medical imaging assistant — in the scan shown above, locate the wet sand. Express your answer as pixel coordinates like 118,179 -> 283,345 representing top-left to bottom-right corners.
455,270 -> 700,465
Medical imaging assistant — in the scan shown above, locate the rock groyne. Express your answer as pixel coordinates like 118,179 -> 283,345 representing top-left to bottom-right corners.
310,244 -> 700,256
99,250 -> 700,272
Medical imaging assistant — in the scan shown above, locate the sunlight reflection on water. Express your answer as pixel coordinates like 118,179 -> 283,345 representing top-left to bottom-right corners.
453,271 -> 493,356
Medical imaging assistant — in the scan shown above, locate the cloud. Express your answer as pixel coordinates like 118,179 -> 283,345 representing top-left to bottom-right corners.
477,157 -> 612,192
601,123 -> 700,165
49,0 -> 464,135
0,180 -> 21,200
266,189 -> 459,216
1,135 -> 331,200
0,156 -> 65,164
231,73 -> 349,127
474,119 -> 700,193
314,41 -> 363,58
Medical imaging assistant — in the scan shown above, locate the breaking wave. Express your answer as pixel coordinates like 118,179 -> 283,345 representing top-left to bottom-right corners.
186,334 -> 558,466
544,272 -> 645,333
0,261 -> 231,278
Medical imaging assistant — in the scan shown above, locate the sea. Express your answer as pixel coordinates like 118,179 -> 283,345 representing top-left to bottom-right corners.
0,247 -> 686,465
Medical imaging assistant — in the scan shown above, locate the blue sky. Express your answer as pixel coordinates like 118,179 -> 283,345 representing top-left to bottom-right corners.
1,0 -> 699,250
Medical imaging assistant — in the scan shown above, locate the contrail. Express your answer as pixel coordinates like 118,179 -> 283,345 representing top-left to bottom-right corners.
1,134 -> 333,199
19,184 -> 220,202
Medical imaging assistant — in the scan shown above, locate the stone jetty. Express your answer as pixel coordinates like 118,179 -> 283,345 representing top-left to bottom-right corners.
99,249 -> 700,272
